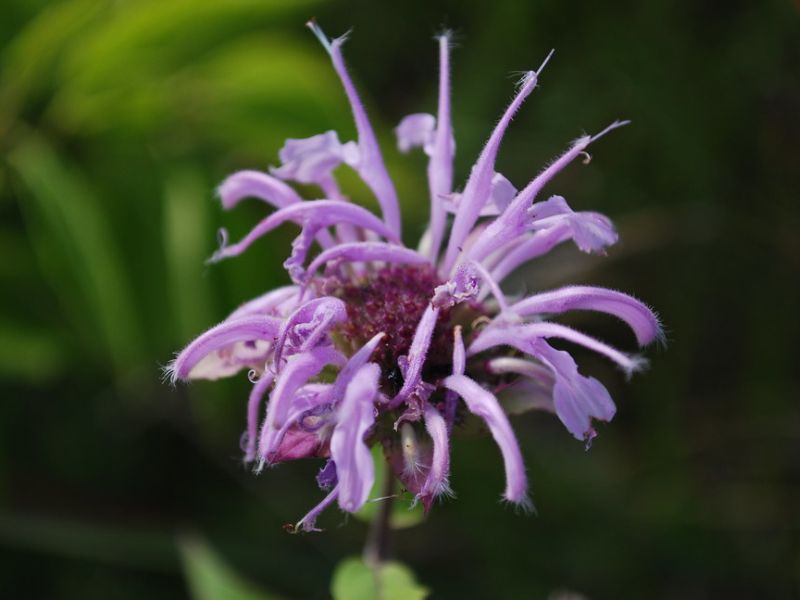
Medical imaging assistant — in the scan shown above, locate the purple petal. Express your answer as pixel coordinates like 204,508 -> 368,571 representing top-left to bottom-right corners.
419,403 -> 452,507
442,374 -> 530,505
426,33 -> 455,262
244,371 -> 275,462
488,225 -> 572,286
331,333 -> 386,404
443,67 -> 543,272
316,460 -> 338,490
227,286 -> 299,320
465,121 -> 629,264
528,339 -> 616,442
218,170 -> 303,210
273,297 -> 347,366
259,346 -> 345,461
210,200 -> 399,263
331,363 -> 380,512
446,172 -> 518,218
432,263 -> 479,309
308,22 -> 401,238
391,305 -> 440,406
306,242 -> 429,280
508,286 -> 663,347
167,315 -> 281,383
497,379 -> 556,416
470,322 -> 646,377
528,196 -> 618,254
270,131 -> 359,185
293,484 -> 339,533
395,113 -> 436,153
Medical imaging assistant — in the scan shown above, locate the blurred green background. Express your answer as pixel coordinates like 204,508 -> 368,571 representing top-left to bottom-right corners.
1,0 -> 798,598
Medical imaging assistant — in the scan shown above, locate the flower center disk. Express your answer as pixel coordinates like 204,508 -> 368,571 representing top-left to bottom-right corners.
326,264 -> 480,393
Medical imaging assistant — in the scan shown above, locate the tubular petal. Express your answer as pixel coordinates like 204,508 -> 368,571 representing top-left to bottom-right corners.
444,70 -> 540,273
427,33 -> 455,263
443,375 -> 529,504
419,404 -> 452,506
308,22 -> 402,238
391,305 -> 440,405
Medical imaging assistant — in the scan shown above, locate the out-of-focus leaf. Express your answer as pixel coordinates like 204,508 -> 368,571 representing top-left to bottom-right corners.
0,0 -> 105,133
355,445 -> 425,530
163,169 -> 214,340
0,320 -> 63,381
0,512 -> 178,572
179,535 -> 285,600
9,134 -> 144,372
331,556 -> 428,600
48,0 -> 321,136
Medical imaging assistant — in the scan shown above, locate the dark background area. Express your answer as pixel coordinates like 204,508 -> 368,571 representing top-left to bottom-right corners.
1,0 -> 798,598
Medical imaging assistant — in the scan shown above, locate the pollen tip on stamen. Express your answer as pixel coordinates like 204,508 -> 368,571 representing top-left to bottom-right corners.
306,18 -> 333,54
536,48 -> 555,75
590,119 -> 632,143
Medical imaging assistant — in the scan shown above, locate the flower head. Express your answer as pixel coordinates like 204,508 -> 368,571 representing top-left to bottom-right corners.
167,23 -> 662,531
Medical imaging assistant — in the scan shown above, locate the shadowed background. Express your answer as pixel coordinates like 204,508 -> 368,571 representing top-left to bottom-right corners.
1,0 -> 798,598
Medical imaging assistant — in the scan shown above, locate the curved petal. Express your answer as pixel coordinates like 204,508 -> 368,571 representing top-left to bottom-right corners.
167,315 -> 281,383
419,404 -> 452,508
442,375 -> 530,506
211,200 -> 398,262
470,322 -> 646,377
218,170 -> 303,210
507,286 -> 663,346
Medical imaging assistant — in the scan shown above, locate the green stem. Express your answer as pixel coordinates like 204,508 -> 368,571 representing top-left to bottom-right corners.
362,469 -> 395,569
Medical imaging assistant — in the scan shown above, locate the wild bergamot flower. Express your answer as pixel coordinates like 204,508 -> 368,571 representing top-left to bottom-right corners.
167,23 -> 662,532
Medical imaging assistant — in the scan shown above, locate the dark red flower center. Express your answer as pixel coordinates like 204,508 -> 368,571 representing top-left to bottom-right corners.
324,264 -> 486,393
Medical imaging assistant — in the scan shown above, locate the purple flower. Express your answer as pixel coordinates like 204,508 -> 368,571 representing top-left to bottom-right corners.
167,23 -> 662,532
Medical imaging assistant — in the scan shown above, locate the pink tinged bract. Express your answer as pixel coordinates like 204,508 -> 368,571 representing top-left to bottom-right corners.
443,374 -> 529,506
332,363 -> 381,512
167,315 -> 282,383
258,346 -> 345,463
308,22 -> 402,239
507,285 -> 663,347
